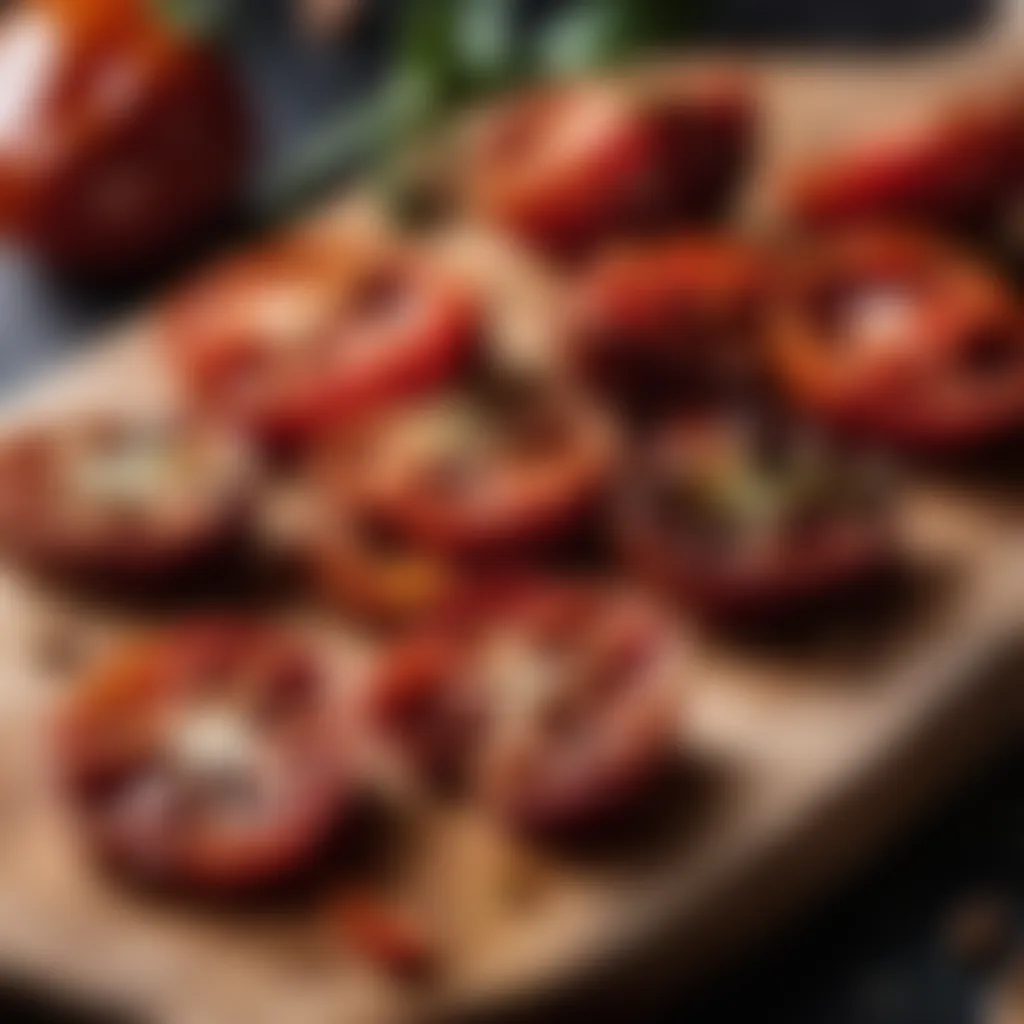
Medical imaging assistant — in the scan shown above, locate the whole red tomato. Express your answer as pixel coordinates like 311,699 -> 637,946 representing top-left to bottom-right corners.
0,0 -> 249,275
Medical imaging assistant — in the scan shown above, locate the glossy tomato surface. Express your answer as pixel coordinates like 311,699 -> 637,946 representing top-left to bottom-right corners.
461,83 -> 661,256
460,72 -> 755,256
0,414 -> 253,582
568,235 -> 770,403
56,621 -> 349,892
788,90 -> 1022,231
0,0 -> 249,275
340,381 -> 620,557
771,229 -> 1024,451
166,231 -> 479,448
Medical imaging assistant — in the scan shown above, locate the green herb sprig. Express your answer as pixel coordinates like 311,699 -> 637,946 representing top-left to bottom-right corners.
257,0 -> 700,220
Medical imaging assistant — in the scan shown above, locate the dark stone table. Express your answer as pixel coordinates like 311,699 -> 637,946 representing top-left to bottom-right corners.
2,2 -> 1016,1022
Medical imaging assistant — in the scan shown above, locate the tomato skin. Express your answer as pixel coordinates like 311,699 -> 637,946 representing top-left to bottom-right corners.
340,387 -> 621,559
56,621 -> 350,893
365,630 -> 487,786
462,84 -> 661,256
567,236 -> 770,403
622,503 -> 892,624
788,93 -> 1022,231
477,584 -> 683,837
771,228 -> 1024,452
165,233 -> 480,449
368,582 -> 684,836
0,415 -> 253,585
308,430 -> 470,626
617,417 -> 897,623
0,0 -> 249,276
650,69 -> 757,224
461,73 -> 755,256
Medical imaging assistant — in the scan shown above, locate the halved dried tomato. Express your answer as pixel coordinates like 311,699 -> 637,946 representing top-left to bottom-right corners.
166,231 -> 479,448
787,90 -> 1022,231
56,620 -> 350,892
368,582 -> 684,835
618,413 -> 896,621
0,413 -> 253,583
340,381 -> 620,557
567,235 -> 770,404
459,72 -> 755,255
771,228 -> 1024,451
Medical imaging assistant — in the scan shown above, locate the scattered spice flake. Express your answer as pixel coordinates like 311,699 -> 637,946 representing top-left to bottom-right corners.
330,893 -> 436,981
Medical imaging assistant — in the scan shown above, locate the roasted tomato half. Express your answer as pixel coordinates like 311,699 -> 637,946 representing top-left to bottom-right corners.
771,229 -> 1024,451
56,621 -> 349,892
618,415 -> 896,622
368,583 -> 684,834
166,231 -> 479,448
0,414 -> 253,583
567,236 -> 770,404
308,434 -> 465,626
787,89 -> 1022,231
341,381 -> 620,557
0,0 -> 249,276
459,72 -> 754,255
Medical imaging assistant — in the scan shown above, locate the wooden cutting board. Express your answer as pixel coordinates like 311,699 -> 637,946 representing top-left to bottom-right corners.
0,8 -> 1022,1023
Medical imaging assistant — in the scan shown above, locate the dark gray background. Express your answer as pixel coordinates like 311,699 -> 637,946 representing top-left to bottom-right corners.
1,2 -> 1016,1022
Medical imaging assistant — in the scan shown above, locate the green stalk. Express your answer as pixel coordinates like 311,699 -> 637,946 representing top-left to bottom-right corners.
256,74 -> 431,223
152,0 -> 241,39
257,0 -> 701,222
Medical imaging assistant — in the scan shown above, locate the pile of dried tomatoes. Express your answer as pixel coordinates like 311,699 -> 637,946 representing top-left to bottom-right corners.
0,69 -> 1020,967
